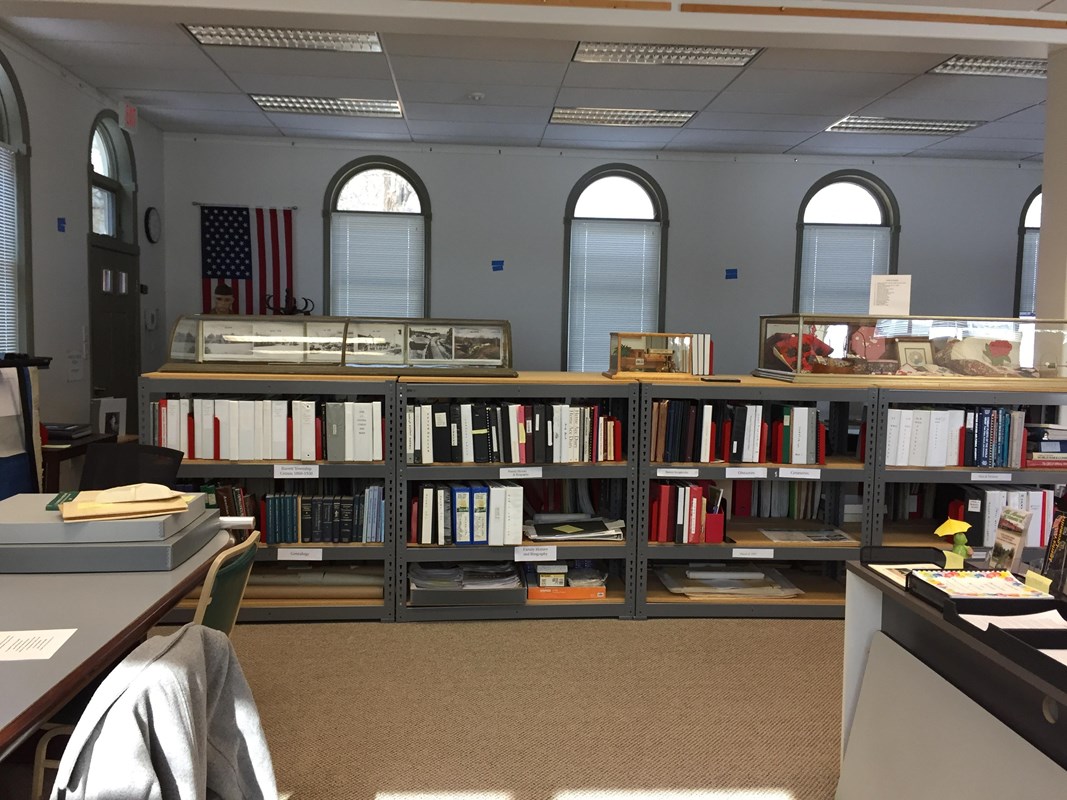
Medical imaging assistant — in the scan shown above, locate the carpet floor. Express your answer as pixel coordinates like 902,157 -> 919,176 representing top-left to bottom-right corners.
229,618 -> 844,800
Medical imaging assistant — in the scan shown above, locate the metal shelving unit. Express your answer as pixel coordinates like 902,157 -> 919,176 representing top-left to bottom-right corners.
140,372 -> 397,623
635,379 -> 879,619
395,374 -> 639,622
873,384 -> 1067,561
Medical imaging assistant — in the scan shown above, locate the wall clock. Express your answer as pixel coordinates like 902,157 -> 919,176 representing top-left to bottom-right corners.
143,206 -> 161,244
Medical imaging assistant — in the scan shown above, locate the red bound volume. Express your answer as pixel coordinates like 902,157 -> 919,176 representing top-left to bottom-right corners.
758,421 -> 769,463
957,427 -> 966,467
660,482 -> 676,543
286,417 -> 293,460
409,495 -> 419,543
687,484 -> 702,543
213,417 -> 221,460
733,480 -> 752,518
157,399 -> 166,447
315,417 -> 323,460
258,498 -> 267,543
187,414 -> 196,459
817,422 -> 827,465
721,420 -> 733,462
649,493 -> 660,542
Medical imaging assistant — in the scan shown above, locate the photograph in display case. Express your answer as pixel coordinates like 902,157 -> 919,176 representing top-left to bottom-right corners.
894,338 -> 934,371
347,322 -> 405,364
452,325 -> 504,365
304,321 -> 346,364
606,332 -> 693,378
202,319 -> 254,361
408,325 -> 454,362
251,320 -> 305,362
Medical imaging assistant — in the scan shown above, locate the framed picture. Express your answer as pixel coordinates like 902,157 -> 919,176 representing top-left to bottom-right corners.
304,321 -> 346,364
452,325 -> 504,365
407,325 -> 454,363
201,320 -> 254,361
895,338 -> 934,370
91,396 -> 127,436
347,323 -> 406,364
251,320 -> 305,362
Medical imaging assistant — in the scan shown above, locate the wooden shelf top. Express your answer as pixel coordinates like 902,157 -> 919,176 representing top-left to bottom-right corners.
650,454 -> 863,470
402,370 -> 630,385
143,370 -> 396,383
645,569 -> 844,605
177,597 -> 384,610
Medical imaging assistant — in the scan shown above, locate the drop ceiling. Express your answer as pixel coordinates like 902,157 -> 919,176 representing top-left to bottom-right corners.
0,6 -> 1054,161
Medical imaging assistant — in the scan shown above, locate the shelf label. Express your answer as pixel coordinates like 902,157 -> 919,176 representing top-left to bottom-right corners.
657,467 -> 699,478
733,548 -> 774,559
274,464 -> 320,479
967,499 -> 982,513
970,472 -> 1012,482
972,550 -> 988,561
501,466 -> 542,479
778,467 -> 821,480
277,548 -> 323,561
725,467 -> 768,479
514,545 -> 557,562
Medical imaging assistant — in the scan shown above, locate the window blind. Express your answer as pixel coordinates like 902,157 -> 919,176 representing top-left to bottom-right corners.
798,224 -> 891,314
568,218 -> 660,372
330,211 -> 425,317
0,145 -> 17,352
1018,229 -> 1039,317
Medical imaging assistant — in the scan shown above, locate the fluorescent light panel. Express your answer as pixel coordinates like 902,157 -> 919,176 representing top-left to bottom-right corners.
185,24 -> 381,52
251,95 -> 402,117
931,55 -> 1046,79
827,115 -> 982,135
575,41 -> 760,66
551,107 -> 693,127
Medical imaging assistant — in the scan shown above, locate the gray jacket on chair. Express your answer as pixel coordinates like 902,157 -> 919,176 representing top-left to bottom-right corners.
51,624 -> 278,800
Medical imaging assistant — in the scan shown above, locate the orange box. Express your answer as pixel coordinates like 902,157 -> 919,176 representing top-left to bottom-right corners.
527,584 -> 607,601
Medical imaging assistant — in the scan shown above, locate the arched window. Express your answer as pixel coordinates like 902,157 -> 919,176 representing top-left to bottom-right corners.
1016,188 -> 1041,317
795,171 -> 899,314
564,165 -> 667,372
0,50 -> 28,352
325,157 -> 429,317
89,115 -> 135,241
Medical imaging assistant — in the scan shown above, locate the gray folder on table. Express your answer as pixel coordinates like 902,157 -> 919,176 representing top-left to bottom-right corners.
0,493 -> 208,544
0,508 -> 222,573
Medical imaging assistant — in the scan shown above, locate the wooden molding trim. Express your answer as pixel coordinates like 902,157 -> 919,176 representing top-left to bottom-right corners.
426,0 -> 672,10
680,3 -> 1067,30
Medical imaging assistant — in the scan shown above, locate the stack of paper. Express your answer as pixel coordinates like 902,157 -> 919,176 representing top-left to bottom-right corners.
60,484 -> 188,522
523,518 -> 625,541
655,565 -> 804,599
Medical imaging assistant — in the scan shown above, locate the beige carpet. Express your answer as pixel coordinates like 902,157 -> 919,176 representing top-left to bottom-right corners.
230,618 -> 844,800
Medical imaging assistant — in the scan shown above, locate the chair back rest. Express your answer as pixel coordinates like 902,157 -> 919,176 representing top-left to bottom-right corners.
79,443 -> 184,490
193,530 -> 259,636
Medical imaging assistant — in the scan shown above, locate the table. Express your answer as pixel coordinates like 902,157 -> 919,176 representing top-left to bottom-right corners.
0,530 -> 230,761
838,562 -> 1067,798
40,432 -> 117,493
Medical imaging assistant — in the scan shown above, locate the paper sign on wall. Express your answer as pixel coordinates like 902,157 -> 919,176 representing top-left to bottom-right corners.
869,275 -> 911,316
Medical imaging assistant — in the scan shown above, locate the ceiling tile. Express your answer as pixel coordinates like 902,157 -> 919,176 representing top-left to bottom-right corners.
278,128 -> 413,142
918,136 -> 1045,152
203,47 -> 393,80
1,17 -> 188,44
687,111 -> 838,132
789,132 -> 951,155
993,104 -> 1045,125
139,107 -> 274,129
665,140 -> 786,154
32,41 -> 213,72
910,148 -> 1041,160
542,123 -> 680,143
410,133 -> 542,147
263,114 -> 410,135
69,65 -> 235,93
749,49 -> 949,74
555,87 -> 715,111
406,120 -> 546,139
389,55 -> 568,86
397,82 -> 559,107
960,120 -> 1045,139
228,74 -> 397,99
115,90 -> 259,113
667,129 -> 812,148
860,73 -> 1046,120
727,68 -> 911,96
539,137 -> 667,151
403,102 -> 549,124
382,33 -> 576,62
708,91 -> 867,116
562,62 -> 740,92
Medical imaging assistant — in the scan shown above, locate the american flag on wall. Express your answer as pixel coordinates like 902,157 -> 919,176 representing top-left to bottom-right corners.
200,205 -> 294,314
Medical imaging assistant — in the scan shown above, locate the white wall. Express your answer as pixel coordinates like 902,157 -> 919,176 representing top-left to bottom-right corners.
1,34 -> 165,423
164,134 -> 1042,374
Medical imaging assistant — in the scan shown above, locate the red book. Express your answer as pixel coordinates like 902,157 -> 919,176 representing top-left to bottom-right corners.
258,498 -> 267,543
687,483 -> 703,543
409,495 -> 419,543
817,422 -> 827,465
721,419 -> 733,462
706,339 -> 714,376
1021,432 -> 1029,472
649,492 -> 660,542
157,399 -> 166,447
707,421 -> 717,463
516,404 -> 527,464
286,417 -> 293,460
314,416 -> 323,460
612,418 -> 623,463
733,480 -> 752,518
213,417 -> 221,460
660,482 -> 675,543
758,421 -> 769,463
187,414 -> 196,459
1026,459 -> 1067,468
958,427 -> 967,467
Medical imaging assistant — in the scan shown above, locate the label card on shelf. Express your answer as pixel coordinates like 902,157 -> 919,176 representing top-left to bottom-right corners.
515,545 -> 557,561
277,548 -> 323,561
970,472 -> 1012,482
733,548 -> 774,559
274,464 -> 320,479
967,499 -> 982,512
657,467 -> 699,478
778,467 -> 821,480
725,467 -> 768,479
501,467 -> 542,479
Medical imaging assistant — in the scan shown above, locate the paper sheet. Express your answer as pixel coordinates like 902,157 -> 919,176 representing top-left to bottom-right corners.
868,274 -> 912,316
0,628 -> 77,660
1040,649 -> 1067,666
959,609 -> 1067,632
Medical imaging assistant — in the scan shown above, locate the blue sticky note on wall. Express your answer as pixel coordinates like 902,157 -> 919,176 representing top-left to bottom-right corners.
725,268 -> 738,280
491,259 -> 504,272
57,217 -> 66,232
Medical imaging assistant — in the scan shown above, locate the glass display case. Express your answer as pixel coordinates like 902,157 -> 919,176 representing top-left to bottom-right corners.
164,314 -> 515,376
605,332 -> 693,378
757,313 -> 1067,381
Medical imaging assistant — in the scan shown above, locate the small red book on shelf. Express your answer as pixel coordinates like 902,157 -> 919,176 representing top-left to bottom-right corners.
648,493 -> 660,542
187,414 -> 195,459
286,417 -> 293,460
315,417 -> 323,460
817,422 -> 827,465
213,417 -> 221,460
721,419 -> 732,462
758,421 -> 768,463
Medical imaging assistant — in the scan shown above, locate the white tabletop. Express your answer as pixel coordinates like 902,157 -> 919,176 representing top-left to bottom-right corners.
0,530 -> 230,760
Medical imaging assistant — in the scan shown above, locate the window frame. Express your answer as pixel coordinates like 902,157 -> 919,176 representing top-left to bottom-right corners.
0,48 -> 30,353
87,112 -> 137,247
1014,185 -> 1042,317
561,163 -> 669,371
793,169 -> 901,314
322,155 -> 432,317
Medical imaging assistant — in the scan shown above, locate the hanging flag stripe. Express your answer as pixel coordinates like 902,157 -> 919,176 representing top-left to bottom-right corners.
200,205 -> 295,315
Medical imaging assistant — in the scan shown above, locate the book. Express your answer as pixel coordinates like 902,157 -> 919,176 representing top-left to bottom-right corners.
991,506 -> 1031,573
44,422 -> 92,441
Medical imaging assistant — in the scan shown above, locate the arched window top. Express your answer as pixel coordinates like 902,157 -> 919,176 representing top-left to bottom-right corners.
335,166 -> 421,213
1024,190 -> 1042,229
574,175 -> 654,220
803,181 -> 884,225
90,127 -> 115,178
